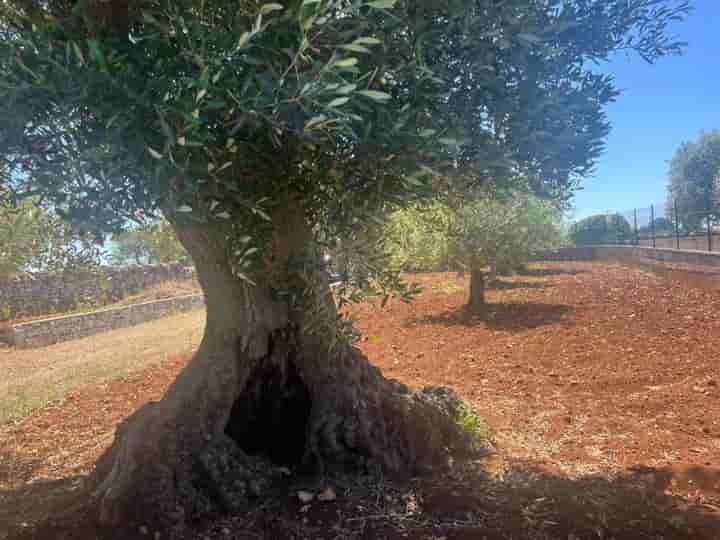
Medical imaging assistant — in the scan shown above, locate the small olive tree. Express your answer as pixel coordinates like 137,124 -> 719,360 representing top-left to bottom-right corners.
447,193 -> 564,307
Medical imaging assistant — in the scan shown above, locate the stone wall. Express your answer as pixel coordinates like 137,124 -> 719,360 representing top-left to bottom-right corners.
537,245 -> 720,267
0,264 -> 197,320
8,294 -> 205,349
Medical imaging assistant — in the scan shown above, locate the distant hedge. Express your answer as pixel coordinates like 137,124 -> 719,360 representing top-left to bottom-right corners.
570,214 -> 632,245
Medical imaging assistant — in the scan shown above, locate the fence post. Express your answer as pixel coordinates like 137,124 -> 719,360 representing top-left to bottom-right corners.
633,208 -> 639,246
650,204 -> 656,248
708,214 -> 713,252
674,200 -> 680,249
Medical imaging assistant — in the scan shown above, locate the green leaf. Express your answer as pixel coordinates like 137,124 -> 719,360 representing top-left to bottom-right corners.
366,0 -> 397,8
72,42 -> 85,66
235,32 -> 252,52
354,37 -> 382,46
147,147 -> 163,160
328,97 -> 350,108
253,208 -> 271,221
337,84 -> 357,94
177,205 -> 193,213
356,90 -> 391,102
341,44 -> 372,54
333,57 -> 359,68
419,129 -> 436,137
106,114 -> 120,130
260,3 -> 285,14
305,115 -> 327,128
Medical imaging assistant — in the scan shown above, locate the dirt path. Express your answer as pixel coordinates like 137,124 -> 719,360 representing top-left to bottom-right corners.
2,262 -> 720,539
0,309 -> 205,424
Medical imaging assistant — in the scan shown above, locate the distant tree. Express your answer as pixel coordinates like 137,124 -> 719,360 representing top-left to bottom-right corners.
639,216 -> 674,236
446,193 -> 564,307
112,220 -> 190,266
570,214 -> 632,245
0,199 -> 102,279
667,131 -> 720,230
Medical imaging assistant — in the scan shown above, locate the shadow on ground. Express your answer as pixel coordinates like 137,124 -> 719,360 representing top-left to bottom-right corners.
409,302 -> 573,332
0,449 -> 47,489
0,476 -> 86,540
516,267 -> 589,277
3,458 -> 719,540
485,279 -> 547,291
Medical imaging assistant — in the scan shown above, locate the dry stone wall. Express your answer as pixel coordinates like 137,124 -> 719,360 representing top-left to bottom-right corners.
9,294 -> 204,349
0,264 -> 197,320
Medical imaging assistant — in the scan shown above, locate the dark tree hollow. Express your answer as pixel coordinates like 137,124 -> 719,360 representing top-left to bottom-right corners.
225,356 -> 312,469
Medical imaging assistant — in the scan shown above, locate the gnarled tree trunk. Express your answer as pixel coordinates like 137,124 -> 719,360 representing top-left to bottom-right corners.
89,203 -> 470,531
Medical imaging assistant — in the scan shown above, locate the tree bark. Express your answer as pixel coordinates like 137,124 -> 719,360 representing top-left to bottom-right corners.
88,203 -> 471,531
468,269 -> 485,308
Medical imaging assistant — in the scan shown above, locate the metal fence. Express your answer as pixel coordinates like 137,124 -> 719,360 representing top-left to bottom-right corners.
572,201 -> 720,252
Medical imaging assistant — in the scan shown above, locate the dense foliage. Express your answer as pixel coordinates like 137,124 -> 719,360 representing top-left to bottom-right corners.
667,130 -> 720,230
380,193 -> 565,274
569,213 -> 632,245
446,193 -> 566,276
382,204 -> 452,272
111,220 -> 190,266
0,0 -> 690,292
0,199 -> 103,279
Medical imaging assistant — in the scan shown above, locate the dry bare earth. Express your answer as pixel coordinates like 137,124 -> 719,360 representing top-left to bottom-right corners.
2,262 -> 720,539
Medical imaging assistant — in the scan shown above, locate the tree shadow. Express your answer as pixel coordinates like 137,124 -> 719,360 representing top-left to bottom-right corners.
516,267 -> 589,277
485,279 -> 547,291
409,302 -> 573,332
0,448 -> 47,489
3,455 -> 719,540
0,475 -> 88,539
413,459 -> 720,540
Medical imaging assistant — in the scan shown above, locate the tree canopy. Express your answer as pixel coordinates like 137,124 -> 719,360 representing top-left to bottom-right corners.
667,130 -> 720,230
570,213 -> 632,245
1,0 -> 690,270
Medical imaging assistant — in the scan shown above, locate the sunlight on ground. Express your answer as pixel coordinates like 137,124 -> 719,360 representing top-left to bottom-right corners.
0,309 -> 205,424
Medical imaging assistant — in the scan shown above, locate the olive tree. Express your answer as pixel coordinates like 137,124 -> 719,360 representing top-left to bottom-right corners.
446,193 -> 564,307
0,0 -> 689,529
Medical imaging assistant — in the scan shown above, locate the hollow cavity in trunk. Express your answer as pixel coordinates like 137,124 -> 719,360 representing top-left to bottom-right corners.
225,356 -> 312,469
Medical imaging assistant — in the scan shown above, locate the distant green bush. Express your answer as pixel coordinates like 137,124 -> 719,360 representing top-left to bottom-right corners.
570,213 -> 632,245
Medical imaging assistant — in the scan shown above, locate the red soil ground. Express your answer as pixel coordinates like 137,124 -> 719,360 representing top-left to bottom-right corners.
1,261 -> 719,540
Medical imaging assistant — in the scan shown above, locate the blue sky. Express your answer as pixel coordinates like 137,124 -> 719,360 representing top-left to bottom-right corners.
571,0 -> 720,220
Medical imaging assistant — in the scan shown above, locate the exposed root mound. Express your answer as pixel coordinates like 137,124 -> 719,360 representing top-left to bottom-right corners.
88,328 -> 473,532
